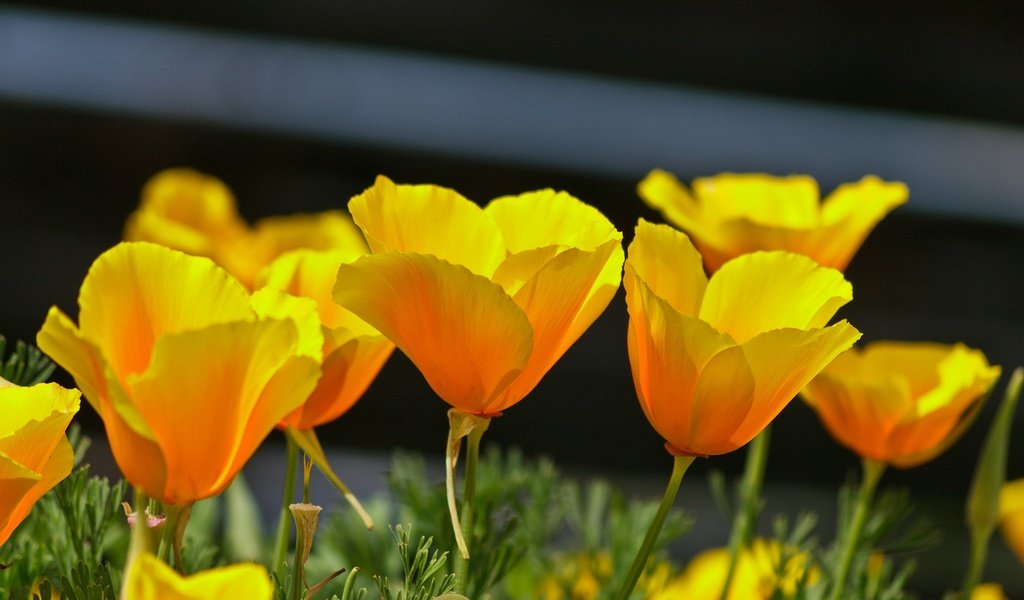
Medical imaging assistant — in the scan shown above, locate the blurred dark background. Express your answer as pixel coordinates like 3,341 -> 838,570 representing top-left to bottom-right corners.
2,1 -> 1023,593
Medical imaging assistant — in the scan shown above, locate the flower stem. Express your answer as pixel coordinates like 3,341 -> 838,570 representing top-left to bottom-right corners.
718,425 -> 771,600
829,458 -> 885,600
273,436 -> 300,579
121,488 -> 157,600
961,527 -> 989,597
614,454 -> 695,600
453,422 -> 487,593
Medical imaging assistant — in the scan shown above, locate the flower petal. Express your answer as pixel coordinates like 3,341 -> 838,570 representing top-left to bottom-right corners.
250,287 -> 325,362
485,239 -> 623,412
686,344 -> 756,455
77,242 -> 253,382
127,320 -> 316,503
0,383 -> 79,472
0,436 -> 73,545
637,169 -> 704,235
814,176 -> 907,270
693,173 -> 820,229
699,251 -> 852,343
625,269 -> 737,453
349,175 -> 506,277
735,322 -> 861,444
484,189 -> 620,252
1000,479 -> 1024,565
626,219 -> 707,316
335,252 -> 533,413
126,552 -> 273,599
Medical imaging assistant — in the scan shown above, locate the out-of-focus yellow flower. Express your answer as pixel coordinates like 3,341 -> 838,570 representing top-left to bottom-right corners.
125,168 -> 366,288
638,170 -> 906,272
652,539 -> 815,600
535,552 -> 673,600
625,220 -> 859,456
124,552 -> 272,599
0,377 -> 80,545
37,242 -> 320,505
334,175 -> 623,415
257,249 -> 394,429
972,583 -> 1009,600
802,342 -> 1000,467
999,478 -> 1024,565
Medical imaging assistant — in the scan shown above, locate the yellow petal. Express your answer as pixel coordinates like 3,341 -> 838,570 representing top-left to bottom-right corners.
735,322 -> 861,446
124,168 -> 247,257
999,479 -> 1024,566
699,251 -> 852,343
37,307 -> 108,414
625,270 -> 739,454
484,189 -> 620,252
348,175 -> 506,277
637,169 -> 704,235
693,173 -> 820,229
0,383 -> 79,473
0,436 -> 73,545
127,320 -> 316,503
485,239 -> 622,413
77,242 -> 253,383
335,252 -> 533,413
125,552 -> 273,600
258,249 -> 380,336
626,219 -> 707,316
284,333 -> 394,429
815,176 -> 907,270
250,287 -> 325,362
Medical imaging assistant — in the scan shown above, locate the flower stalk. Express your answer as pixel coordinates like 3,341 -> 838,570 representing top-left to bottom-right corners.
453,419 -> 488,592
718,425 -> 771,600
273,436 -> 300,579
614,454 -> 695,600
829,458 -> 885,600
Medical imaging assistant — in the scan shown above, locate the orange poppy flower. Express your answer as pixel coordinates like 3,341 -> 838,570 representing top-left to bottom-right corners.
801,341 -> 1000,468
256,248 -> 394,429
37,242 -> 320,505
625,220 -> 860,456
334,175 -> 624,415
0,378 -> 80,545
637,170 -> 907,272
125,168 -> 367,288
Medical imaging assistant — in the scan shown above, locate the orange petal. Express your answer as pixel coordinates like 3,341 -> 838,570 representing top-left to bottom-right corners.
127,320 -> 316,503
625,270 -> 737,453
335,252 -> 533,413
626,220 -> 707,316
0,436 -> 73,545
349,175 -> 506,277
77,242 -> 253,383
686,344 -> 756,455
699,251 -> 852,343
485,239 -> 622,412
735,322 -> 861,446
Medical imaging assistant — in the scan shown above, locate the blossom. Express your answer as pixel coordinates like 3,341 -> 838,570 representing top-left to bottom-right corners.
125,168 -> 367,288
971,583 -> 1009,600
0,377 -> 80,545
124,552 -> 272,599
652,539 -> 814,600
637,170 -> 907,272
625,219 -> 859,456
333,175 -> 623,415
37,242 -> 320,505
257,249 -> 394,429
801,341 -> 1000,467
999,478 -> 1024,565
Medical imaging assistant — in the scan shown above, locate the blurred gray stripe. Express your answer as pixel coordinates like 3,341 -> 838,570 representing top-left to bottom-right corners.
1,7 -> 1022,221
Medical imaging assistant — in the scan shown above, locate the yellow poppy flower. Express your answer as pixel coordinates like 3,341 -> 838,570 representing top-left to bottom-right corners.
256,248 -> 394,429
801,342 -> 1000,467
972,583 -> 1009,600
625,219 -> 859,456
652,540 -> 814,600
638,170 -> 907,272
334,175 -> 624,415
0,378 -> 80,545
999,478 -> 1024,565
124,552 -> 272,599
37,242 -> 320,505
125,168 -> 367,288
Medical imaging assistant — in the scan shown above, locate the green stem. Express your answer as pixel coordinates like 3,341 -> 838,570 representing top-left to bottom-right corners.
453,423 -> 487,593
290,513 -> 307,600
718,425 -> 772,600
961,528 -> 989,598
829,458 -> 885,600
614,454 -> 695,600
121,488 -> 156,600
274,436 -> 300,579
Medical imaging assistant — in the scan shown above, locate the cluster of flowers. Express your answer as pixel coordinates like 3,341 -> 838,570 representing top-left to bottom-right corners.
0,167 -> 1019,598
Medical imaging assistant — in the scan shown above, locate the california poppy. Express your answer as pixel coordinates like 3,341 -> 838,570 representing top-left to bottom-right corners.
124,552 -> 272,599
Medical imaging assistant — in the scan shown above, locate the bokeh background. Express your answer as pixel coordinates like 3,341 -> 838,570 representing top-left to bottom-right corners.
2,2 -> 1023,594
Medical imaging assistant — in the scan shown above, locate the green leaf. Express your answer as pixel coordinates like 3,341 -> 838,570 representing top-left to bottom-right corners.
224,473 -> 264,562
